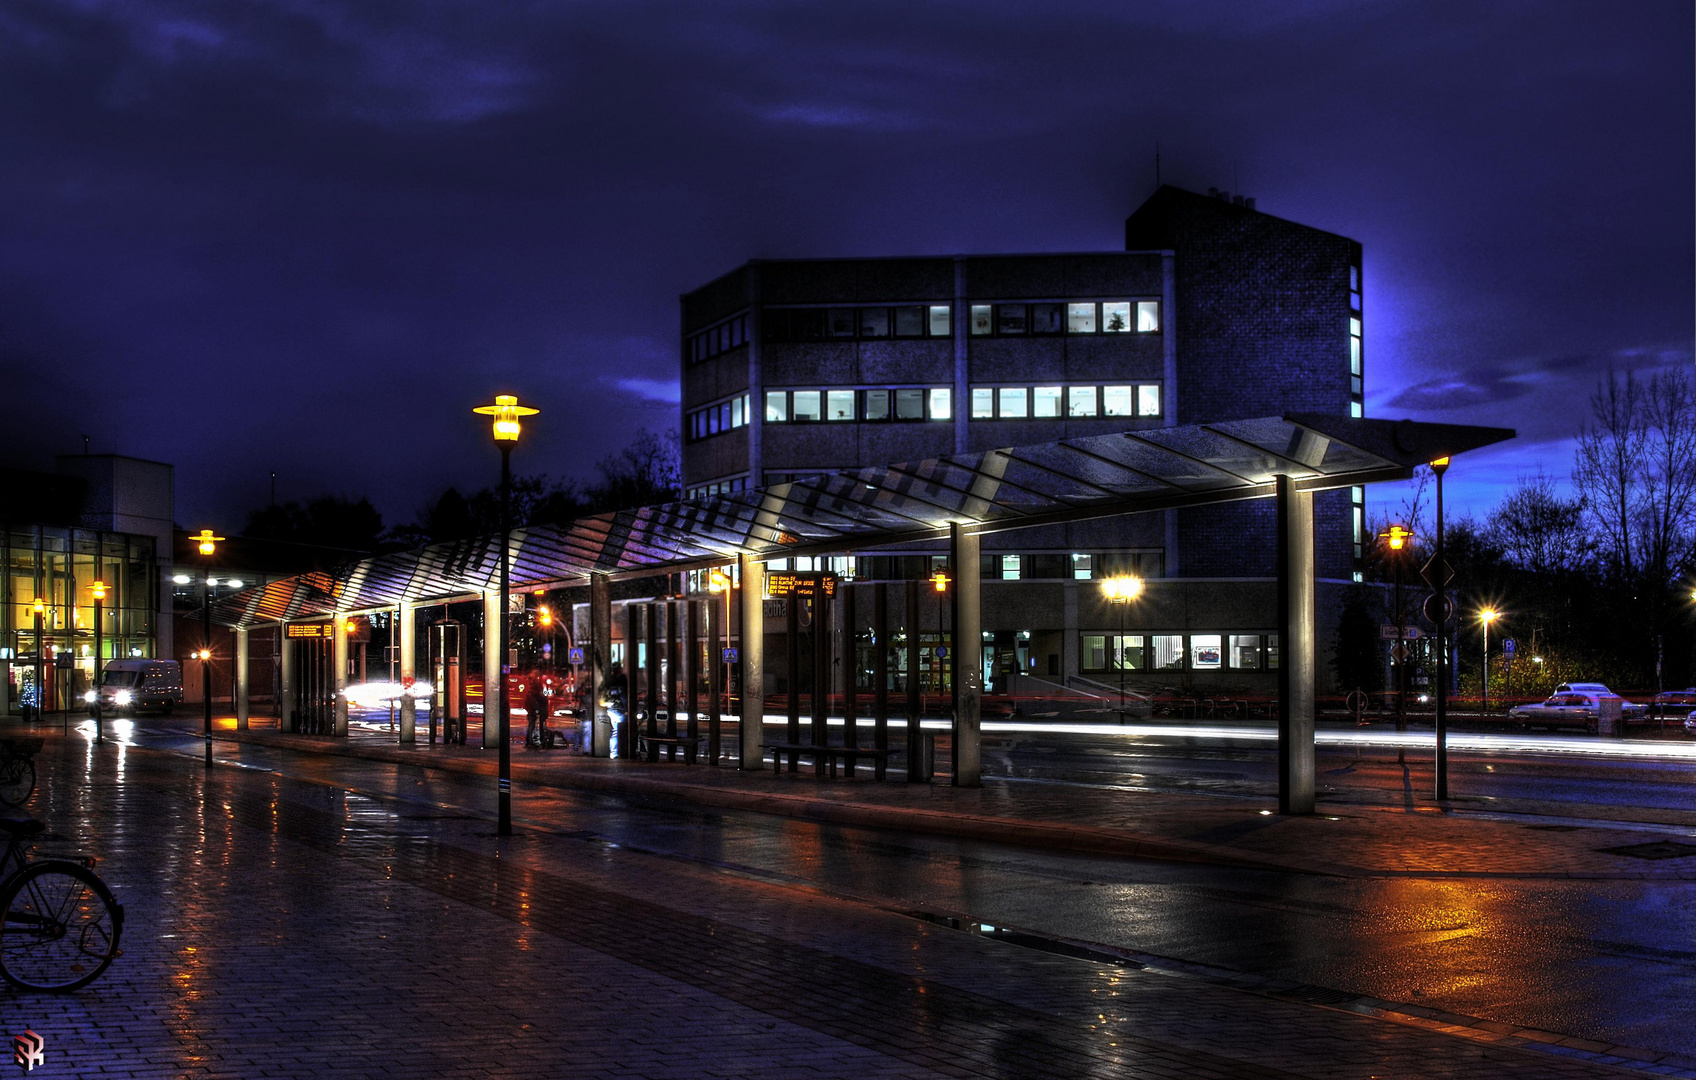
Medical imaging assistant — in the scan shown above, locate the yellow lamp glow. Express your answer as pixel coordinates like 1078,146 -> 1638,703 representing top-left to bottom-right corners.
537,605 -> 552,627
1479,607 -> 1498,625
707,569 -> 731,593
32,597 -> 45,616
193,528 -> 225,556
931,571 -> 949,593
91,580 -> 107,601
1100,576 -> 1144,603
1383,524 -> 1413,551
472,394 -> 539,443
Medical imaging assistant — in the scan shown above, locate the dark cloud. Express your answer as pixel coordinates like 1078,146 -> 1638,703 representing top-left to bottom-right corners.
0,0 -> 1689,527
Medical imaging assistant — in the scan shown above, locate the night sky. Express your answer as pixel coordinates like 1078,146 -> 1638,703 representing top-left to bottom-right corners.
1,1 -> 1689,531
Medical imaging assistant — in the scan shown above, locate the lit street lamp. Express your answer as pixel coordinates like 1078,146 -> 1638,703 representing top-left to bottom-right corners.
1100,575 -> 1144,721
31,596 -> 45,723
1479,607 -> 1499,715
194,529 -> 224,768
91,580 -> 106,745
1430,455 -> 1450,801
472,393 -> 538,838
1379,524 -> 1414,755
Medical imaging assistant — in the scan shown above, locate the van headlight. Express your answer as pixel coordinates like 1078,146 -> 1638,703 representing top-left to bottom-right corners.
83,690 -> 97,703
115,690 -> 132,705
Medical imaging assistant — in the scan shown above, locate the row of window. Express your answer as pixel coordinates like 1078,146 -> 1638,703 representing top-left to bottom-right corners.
971,383 -> 1161,420
687,394 -> 753,442
764,387 -> 952,424
763,305 -> 953,342
1081,632 -> 1281,674
685,476 -> 750,499
754,300 -> 1162,343
970,300 -> 1158,336
687,315 -> 749,366
763,551 -> 1164,582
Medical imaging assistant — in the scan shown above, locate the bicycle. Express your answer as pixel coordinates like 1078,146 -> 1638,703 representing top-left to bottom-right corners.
0,738 -> 41,809
0,816 -> 123,991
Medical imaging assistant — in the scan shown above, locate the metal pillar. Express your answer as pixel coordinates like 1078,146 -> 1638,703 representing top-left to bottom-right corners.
811,589 -> 829,776
686,598 -> 700,749
666,599 -> 680,739
333,615 -> 350,737
279,622 -> 296,732
645,601 -> 660,749
1433,461 -> 1450,799
842,585 -> 858,752
706,586 -> 723,764
623,602 -> 641,760
1276,474 -> 1317,815
589,574 -> 611,758
904,580 -> 922,782
950,523 -> 981,788
398,601 -> 417,744
873,584 -> 889,754
786,585 -> 800,753
737,553 -> 764,770
234,627 -> 249,730
482,588 -> 502,751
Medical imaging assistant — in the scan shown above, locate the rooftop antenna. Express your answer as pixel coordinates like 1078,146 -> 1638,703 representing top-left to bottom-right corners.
81,434 -> 90,455
270,470 -> 277,506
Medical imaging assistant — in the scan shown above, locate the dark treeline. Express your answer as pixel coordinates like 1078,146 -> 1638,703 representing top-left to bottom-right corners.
242,429 -> 681,555
1338,368 -> 1696,698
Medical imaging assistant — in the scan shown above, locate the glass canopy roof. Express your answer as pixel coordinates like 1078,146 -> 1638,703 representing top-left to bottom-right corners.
215,413 -> 1512,627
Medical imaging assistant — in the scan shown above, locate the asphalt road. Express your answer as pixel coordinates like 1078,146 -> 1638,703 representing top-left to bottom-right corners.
109,715 -> 1696,1063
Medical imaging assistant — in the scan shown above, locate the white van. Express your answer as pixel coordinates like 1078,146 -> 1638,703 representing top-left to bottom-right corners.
96,659 -> 183,715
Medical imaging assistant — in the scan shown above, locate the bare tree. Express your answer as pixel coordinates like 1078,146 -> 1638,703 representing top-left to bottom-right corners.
1573,369 -> 1645,583
1487,473 -> 1589,576
1635,368 -> 1696,595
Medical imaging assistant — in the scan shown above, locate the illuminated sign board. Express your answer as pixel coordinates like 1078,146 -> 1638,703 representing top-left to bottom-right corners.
286,624 -> 332,639
765,572 -> 837,599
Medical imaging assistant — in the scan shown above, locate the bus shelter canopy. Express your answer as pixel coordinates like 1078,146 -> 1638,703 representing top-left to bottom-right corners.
214,413 -> 1512,628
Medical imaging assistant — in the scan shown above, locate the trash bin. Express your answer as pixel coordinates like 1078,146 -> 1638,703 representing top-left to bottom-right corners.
1598,696 -> 1622,737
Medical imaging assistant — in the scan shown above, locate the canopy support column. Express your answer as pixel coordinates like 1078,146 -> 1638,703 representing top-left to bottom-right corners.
706,584 -> 723,765
589,573 -> 611,758
905,581 -> 922,782
737,553 -> 764,770
1277,473 -> 1316,815
483,588 -> 503,751
234,627 -> 249,730
398,602 -> 416,744
950,523 -> 981,788
280,621 -> 296,732
333,614 -> 349,737
623,603 -> 641,760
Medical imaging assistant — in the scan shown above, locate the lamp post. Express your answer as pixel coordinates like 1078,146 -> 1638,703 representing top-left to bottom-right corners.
1431,456 -> 1449,800
1479,608 -> 1498,715
1380,524 -> 1414,759
1100,575 -> 1144,721
31,597 -> 45,723
193,529 -> 224,768
91,580 -> 106,745
472,393 -> 538,838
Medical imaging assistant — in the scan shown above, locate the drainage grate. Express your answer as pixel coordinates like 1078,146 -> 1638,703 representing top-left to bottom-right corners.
907,911 -> 1143,969
1600,840 -> 1696,861
1523,824 -> 1580,832
1268,984 -> 1360,1006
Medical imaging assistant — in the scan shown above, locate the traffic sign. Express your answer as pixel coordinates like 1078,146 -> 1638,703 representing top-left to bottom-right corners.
1503,638 -> 1516,656
567,646 -> 585,665
936,646 -> 949,659
1390,642 -> 1407,663
1420,557 -> 1455,590
1379,625 -> 1423,640
722,647 -> 739,664
1422,593 -> 1454,624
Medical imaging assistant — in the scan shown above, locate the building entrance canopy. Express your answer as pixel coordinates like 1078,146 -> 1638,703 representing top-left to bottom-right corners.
214,413 -> 1511,628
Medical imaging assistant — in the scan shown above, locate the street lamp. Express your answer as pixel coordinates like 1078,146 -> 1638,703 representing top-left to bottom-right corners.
1430,455 -> 1450,801
91,580 -> 106,745
1479,608 -> 1499,715
1100,575 -> 1144,721
472,393 -> 538,838
31,596 -> 45,723
193,529 -> 224,768
1378,524 -> 1414,752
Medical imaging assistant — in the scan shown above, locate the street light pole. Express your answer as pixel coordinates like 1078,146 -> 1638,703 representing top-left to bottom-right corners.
1480,609 -> 1497,715
31,598 -> 44,724
1100,576 -> 1144,722
193,530 -> 224,769
92,580 -> 106,745
473,394 -> 538,839
1431,457 -> 1449,800
1381,525 -> 1413,764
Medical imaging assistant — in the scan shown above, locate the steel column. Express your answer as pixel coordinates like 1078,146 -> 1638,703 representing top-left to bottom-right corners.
786,585 -> 800,758
686,598 -> 700,748
482,588 -> 502,751
873,584 -> 889,754
398,601 -> 417,744
624,602 -> 641,760
811,589 -> 829,777
1276,473 -> 1317,815
706,585 -> 723,765
666,599 -> 680,740
589,573 -> 611,758
332,614 -> 350,737
737,553 -> 764,770
234,626 -> 249,730
645,601 -> 660,747
950,523 -> 981,788
905,580 -> 922,783
842,584 -> 858,752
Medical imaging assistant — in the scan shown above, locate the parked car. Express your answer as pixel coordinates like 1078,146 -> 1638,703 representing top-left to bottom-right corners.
92,659 -> 182,716
1647,688 -> 1696,734
1508,691 -> 1610,733
1553,682 -> 1648,721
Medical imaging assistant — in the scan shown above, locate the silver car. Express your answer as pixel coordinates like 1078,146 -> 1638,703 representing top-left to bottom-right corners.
1508,692 -> 1605,733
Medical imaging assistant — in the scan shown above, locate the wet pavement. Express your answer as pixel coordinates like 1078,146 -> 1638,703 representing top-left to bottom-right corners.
3,717 -> 1693,1077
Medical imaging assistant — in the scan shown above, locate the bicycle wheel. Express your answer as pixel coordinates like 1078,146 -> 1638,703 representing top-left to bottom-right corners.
0,756 -> 35,808
0,860 -> 123,992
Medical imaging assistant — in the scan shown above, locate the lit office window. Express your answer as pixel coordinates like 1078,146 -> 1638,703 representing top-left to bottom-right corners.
859,308 -> 889,338
1136,384 -> 1161,417
1151,635 -> 1184,670
1350,317 -> 1362,339
929,305 -> 952,336
1066,303 -> 1097,334
970,305 -> 993,335
998,387 -> 1029,418
894,306 -> 925,337
792,390 -> 821,422
1137,301 -> 1159,332
895,388 -> 926,420
827,390 -> 855,421
1033,386 -> 1063,418
1068,386 -> 1098,417
929,387 -> 952,420
765,391 -> 787,422
865,389 -> 890,421
1101,301 -> 1131,333
1230,635 -> 1262,670
997,304 -> 1028,335
1071,553 -> 1093,580
1082,635 -> 1106,671
1113,635 -> 1145,671
1190,634 -> 1223,670
1350,401 -> 1363,418
971,388 -> 994,418
1103,385 -> 1134,417
828,309 -> 856,338
1032,303 -> 1063,334
732,395 -> 745,427
1000,555 -> 1022,580
1350,335 -> 1362,376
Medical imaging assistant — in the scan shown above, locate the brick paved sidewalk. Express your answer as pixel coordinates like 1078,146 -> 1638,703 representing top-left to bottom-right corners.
6,734 -> 1675,1079
126,715 -> 1696,881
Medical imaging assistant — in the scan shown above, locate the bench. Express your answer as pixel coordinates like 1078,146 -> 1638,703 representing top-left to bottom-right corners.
765,742 -> 899,780
643,734 -> 698,764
